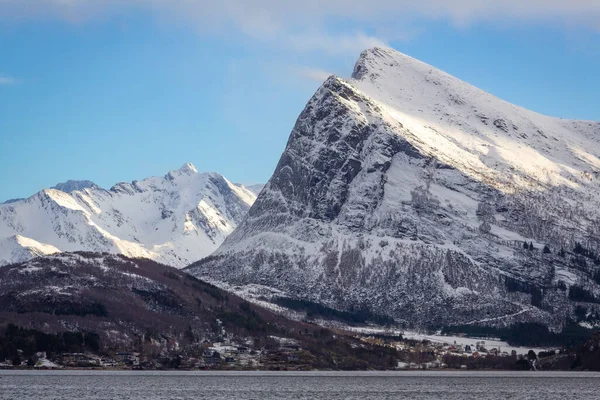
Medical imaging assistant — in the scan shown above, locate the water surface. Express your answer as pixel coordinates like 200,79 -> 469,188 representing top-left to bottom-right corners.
1,370 -> 598,399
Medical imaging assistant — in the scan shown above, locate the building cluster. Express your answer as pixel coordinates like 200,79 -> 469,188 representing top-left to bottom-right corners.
360,335 -> 556,370
0,336 -> 310,370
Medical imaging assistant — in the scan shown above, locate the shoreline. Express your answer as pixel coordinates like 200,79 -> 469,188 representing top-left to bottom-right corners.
0,367 -> 597,374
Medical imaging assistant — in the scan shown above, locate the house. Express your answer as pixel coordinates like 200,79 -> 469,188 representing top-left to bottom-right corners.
61,353 -> 100,367
287,354 -> 300,362
115,352 -> 140,366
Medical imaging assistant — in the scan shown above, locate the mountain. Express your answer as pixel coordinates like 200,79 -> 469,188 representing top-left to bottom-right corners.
0,163 -> 256,268
188,48 -> 600,331
0,235 -> 60,264
0,252 -> 399,369
1,181 -> 99,205
244,184 -> 266,196
1,199 -> 24,205
52,180 -> 100,193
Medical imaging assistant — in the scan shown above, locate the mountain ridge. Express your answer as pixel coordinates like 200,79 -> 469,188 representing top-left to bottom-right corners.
52,180 -> 100,193
0,163 -> 259,268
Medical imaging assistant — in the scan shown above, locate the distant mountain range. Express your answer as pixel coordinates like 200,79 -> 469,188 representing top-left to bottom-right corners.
188,47 -> 600,331
52,180 -> 100,193
242,183 -> 265,196
2,180 -> 100,205
0,163 -> 259,267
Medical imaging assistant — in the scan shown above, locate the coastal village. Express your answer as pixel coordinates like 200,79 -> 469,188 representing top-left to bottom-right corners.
0,329 -> 559,371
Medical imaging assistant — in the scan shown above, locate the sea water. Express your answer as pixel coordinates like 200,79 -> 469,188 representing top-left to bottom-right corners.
0,370 -> 598,399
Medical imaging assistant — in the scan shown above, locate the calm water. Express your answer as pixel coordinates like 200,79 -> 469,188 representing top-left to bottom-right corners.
1,370 -> 599,399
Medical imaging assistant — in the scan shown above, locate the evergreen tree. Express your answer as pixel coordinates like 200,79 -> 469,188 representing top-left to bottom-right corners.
523,241 -> 529,250
529,242 -> 534,251
11,354 -> 21,366
543,245 -> 551,254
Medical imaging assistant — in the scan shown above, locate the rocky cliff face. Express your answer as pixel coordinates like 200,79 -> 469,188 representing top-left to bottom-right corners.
0,164 -> 257,268
188,48 -> 600,330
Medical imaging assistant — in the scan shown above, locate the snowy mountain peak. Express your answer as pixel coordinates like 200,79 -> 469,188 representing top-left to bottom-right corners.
0,165 -> 259,267
189,48 -> 600,331
351,46 -> 399,80
178,162 -> 198,175
351,47 -> 431,79
52,180 -> 99,193
346,47 -> 600,194
164,162 -> 200,181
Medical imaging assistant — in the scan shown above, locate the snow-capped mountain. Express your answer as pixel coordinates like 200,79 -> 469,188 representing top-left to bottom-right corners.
243,184 -> 266,196
52,180 -> 100,193
188,48 -> 600,330
1,198 -> 24,205
0,163 -> 257,268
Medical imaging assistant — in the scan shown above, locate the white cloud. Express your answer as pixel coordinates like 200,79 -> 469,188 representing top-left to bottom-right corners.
4,1 -> 600,25
0,1 -> 599,54
288,32 -> 387,55
0,75 -> 17,85
294,67 -> 333,83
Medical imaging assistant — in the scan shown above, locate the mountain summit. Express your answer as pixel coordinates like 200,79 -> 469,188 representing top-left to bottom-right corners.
0,164 -> 257,267
52,180 -> 100,193
188,48 -> 600,330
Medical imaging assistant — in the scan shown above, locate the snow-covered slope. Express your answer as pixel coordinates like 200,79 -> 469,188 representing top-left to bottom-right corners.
188,48 -> 600,330
0,235 -> 60,266
0,163 -> 257,268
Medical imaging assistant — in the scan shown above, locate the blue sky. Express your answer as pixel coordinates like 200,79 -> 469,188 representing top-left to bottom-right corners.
1,1 -> 599,201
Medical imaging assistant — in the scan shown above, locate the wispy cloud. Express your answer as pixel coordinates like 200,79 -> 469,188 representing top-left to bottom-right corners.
294,67 -> 333,83
1,1 -> 599,55
288,32 -> 388,55
0,75 -> 17,85
2,1 -> 600,27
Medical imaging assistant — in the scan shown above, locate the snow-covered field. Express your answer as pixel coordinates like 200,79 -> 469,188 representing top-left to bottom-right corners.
342,326 -> 550,355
